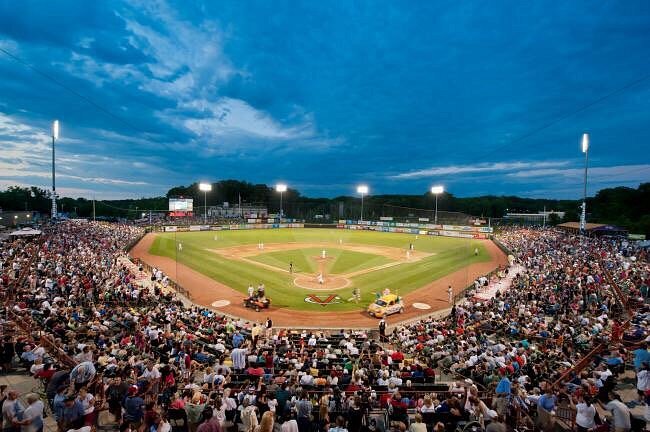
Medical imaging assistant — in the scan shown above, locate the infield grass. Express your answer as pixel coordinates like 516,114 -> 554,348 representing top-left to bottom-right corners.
148,228 -> 492,311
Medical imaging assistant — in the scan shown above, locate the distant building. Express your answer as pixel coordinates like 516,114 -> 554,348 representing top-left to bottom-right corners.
503,210 -> 565,224
557,222 -> 627,237
0,211 -> 38,227
207,203 -> 268,218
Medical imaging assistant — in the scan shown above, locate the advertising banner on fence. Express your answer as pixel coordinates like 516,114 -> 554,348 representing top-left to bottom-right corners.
164,226 -> 177,232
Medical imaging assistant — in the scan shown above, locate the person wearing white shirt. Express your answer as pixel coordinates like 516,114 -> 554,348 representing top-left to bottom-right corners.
637,367 -> 650,400
17,393 -> 43,432
569,394 -> 596,432
299,373 -> 314,387
604,397 -> 631,432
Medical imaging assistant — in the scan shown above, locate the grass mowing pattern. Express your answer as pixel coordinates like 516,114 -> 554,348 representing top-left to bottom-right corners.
327,249 -> 393,274
249,248 -> 393,275
148,229 -> 492,312
248,248 -> 320,274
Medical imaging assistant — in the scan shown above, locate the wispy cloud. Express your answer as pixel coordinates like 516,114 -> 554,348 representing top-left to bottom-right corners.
391,161 -> 571,179
507,164 -> 650,183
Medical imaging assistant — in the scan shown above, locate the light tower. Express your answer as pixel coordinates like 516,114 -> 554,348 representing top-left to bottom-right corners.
431,185 -> 444,225
51,120 -> 59,219
276,183 -> 287,218
356,185 -> 369,222
580,133 -> 589,234
198,182 -> 212,224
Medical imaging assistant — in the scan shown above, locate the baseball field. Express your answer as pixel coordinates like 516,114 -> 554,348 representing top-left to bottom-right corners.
142,228 -> 493,313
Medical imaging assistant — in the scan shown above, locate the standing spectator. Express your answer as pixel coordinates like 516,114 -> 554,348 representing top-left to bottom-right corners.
122,386 -> 144,431
536,386 -> 556,432
69,362 -> 96,390
106,377 -> 128,423
637,364 -> 650,402
76,387 -> 95,426
16,394 -> 43,432
61,396 -> 85,432
408,414 -> 426,432
196,408 -> 220,432
569,394 -> 596,432
150,412 -> 171,432
255,411 -> 274,432
296,391 -> 312,432
265,318 -> 273,338
2,390 -> 23,432
328,416 -> 347,432
603,393 -> 631,432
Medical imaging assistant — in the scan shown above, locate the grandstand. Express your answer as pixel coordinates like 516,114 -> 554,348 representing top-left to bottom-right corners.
0,220 -> 648,432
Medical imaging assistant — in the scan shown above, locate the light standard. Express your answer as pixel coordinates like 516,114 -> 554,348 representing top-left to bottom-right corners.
431,185 -> 444,225
198,182 -> 212,224
580,133 -> 589,234
276,183 -> 287,219
356,185 -> 369,222
51,120 -> 59,219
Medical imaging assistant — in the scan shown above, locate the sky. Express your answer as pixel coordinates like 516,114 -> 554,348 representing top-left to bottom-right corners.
1,1 -> 649,200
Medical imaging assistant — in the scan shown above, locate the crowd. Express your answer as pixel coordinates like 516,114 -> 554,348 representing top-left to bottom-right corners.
0,222 -> 648,432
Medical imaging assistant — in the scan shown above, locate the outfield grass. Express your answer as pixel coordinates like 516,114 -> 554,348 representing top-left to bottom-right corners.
148,229 -> 492,311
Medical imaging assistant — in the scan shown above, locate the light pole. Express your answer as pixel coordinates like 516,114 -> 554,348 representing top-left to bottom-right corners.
580,133 -> 589,234
276,183 -> 287,219
431,185 -> 444,225
356,185 -> 369,222
198,182 -> 212,224
51,120 -> 59,219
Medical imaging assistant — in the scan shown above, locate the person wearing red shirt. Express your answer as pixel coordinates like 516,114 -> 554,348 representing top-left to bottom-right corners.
391,351 -> 404,363
35,363 -> 56,380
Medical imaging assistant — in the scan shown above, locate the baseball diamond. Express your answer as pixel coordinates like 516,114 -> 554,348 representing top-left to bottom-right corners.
131,228 -> 507,327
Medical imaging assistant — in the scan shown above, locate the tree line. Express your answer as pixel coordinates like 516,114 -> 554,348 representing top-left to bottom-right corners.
1,181 -> 648,235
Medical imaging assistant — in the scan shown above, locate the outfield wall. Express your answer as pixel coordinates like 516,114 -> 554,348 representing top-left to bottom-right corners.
160,222 -> 304,232
337,220 -> 493,239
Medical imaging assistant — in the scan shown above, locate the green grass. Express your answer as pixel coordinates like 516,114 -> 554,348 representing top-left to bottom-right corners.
328,249 -> 392,274
148,229 -> 493,312
248,248 -> 320,274
248,247 -> 393,275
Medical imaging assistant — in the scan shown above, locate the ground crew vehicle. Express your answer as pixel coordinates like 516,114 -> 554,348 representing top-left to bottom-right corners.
367,293 -> 404,317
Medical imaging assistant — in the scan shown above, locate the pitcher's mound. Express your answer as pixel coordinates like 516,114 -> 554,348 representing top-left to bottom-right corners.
294,275 -> 351,291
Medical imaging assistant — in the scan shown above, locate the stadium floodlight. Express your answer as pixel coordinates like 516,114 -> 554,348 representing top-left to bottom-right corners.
276,183 -> 288,218
51,120 -> 59,220
431,185 -> 444,225
581,133 -> 589,153
198,182 -> 212,224
580,133 -> 590,234
357,185 -> 369,222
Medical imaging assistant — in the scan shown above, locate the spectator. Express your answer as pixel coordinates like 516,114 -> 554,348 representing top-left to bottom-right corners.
16,394 -> 43,432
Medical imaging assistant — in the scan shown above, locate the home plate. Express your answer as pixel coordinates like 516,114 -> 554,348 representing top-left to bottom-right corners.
211,300 -> 231,308
412,302 -> 431,310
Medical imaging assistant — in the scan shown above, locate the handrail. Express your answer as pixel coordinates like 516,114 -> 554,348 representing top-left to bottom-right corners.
603,269 -> 630,316
6,308 -> 77,368
437,366 -> 487,392
552,320 -> 631,388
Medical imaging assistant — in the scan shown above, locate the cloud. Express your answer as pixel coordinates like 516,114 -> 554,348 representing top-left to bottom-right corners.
507,164 -> 650,183
391,161 -> 571,179
176,98 -> 313,139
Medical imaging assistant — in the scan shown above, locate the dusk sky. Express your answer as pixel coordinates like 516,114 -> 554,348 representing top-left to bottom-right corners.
1,1 -> 649,199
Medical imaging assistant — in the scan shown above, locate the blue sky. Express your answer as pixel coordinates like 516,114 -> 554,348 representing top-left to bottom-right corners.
1,0 -> 649,199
